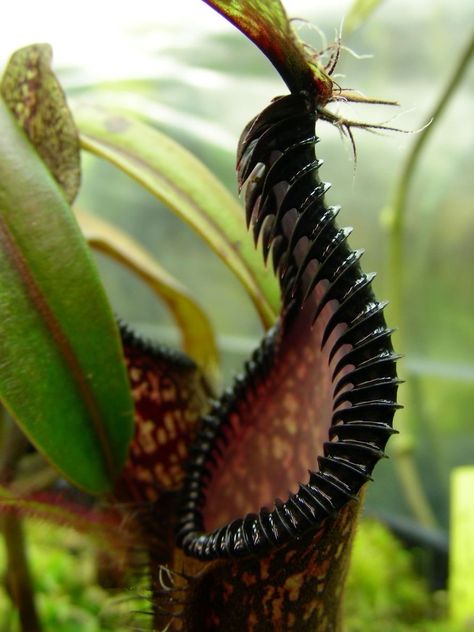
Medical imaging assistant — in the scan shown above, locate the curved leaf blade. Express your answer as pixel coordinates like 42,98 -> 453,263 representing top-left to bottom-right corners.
1,44 -> 80,204
0,99 -> 134,494
77,209 -> 220,386
71,101 -> 279,328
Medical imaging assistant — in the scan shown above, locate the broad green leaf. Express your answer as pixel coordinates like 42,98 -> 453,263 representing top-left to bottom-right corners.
344,0 -> 385,35
0,44 -> 80,204
202,0 -> 333,99
0,99 -> 134,494
77,209 -> 220,387
71,100 -> 279,328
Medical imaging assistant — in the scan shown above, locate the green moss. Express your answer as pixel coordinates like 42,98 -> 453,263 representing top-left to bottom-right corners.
0,519 -> 460,630
0,523 -> 150,632
344,519 -> 454,632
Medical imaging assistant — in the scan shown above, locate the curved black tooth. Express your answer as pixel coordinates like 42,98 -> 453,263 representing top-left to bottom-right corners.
274,498 -> 299,537
265,159 -> 324,245
285,197 -> 323,256
333,376 -> 401,408
298,481 -> 334,516
332,326 -> 395,371
238,112 -> 312,184
256,139 -> 315,199
333,353 -> 400,394
332,400 -> 401,427
287,493 -> 318,525
309,470 -> 355,506
271,235 -> 287,272
304,246 -> 364,312
332,332 -> 396,380
313,271 -> 376,328
262,216 -> 277,263
302,227 -> 354,305
282,270 -> 298,305
243,162 -> 266,221
326,299 -> 387,359
318,455 -> 373,488
326,438 -> 386,458
329,422 -> 398,450
291,205 -> 341,294
241,513 -> 266,553
257,507 -> 281,546
238,138 -> 259,189
318,471 -> 359,501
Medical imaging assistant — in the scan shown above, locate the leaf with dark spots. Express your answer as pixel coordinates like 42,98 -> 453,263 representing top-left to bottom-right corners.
0,99 -> 134,494
202,0 -> 333,99
116,325 -> 211,504
1,43 -> 80,203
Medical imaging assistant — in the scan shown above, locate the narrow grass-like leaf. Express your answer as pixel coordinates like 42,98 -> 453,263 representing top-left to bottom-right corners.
344,0 -> 385,35
0,44 -> 80,204
0,99 -> 134,494
202,0 -> 333,99
77,209 -> 220,386
71,101 -> 279,328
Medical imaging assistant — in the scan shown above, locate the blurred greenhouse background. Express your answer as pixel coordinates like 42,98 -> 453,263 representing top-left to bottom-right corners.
1,0 -> 473,628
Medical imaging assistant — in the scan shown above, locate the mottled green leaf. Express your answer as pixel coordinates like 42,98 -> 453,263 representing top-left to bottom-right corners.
203,0 -> 333,99
0,44 -> 80,204
77,209 -> 220,387
72,101 -> 279,328
0,99 -> 134,494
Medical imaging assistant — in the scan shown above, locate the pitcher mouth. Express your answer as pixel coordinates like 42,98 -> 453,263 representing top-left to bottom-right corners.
176,94 -> 399,560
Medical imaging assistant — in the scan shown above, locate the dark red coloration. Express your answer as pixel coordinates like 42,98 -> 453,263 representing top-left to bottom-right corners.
180,500 -> 359,631
116,327 -> 209,504
177,94 -> 399,561
203,281 -> 351,531
203,0 -> 333,100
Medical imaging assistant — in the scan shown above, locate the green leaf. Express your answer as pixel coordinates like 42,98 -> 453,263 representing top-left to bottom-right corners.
0,98 -> 134,494
0,43 -> 80,204
344,0 -> 385,35
202,0 -> 333,99
71,100 -> 279,328
77,209 -> 220,387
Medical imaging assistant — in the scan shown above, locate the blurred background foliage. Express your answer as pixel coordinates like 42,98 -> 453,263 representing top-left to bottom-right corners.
1,0 -> 473,629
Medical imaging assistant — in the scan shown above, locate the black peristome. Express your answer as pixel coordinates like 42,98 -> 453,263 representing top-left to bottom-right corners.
176,93 -> 399,560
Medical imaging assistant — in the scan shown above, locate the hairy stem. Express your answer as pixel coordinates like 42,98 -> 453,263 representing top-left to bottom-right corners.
0,412 -> 42,632
388,31 -> 474,528
2,514 -> 42,632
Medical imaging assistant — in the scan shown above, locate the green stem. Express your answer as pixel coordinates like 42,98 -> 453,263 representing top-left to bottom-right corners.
388,32 -> 474,528
390,30 -> 474,325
